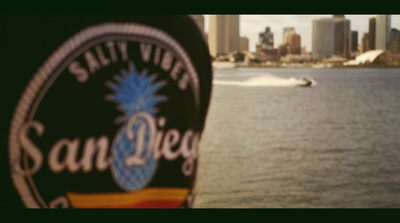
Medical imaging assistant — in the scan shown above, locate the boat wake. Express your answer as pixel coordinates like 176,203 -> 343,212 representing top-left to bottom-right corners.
213,74 -> 317,87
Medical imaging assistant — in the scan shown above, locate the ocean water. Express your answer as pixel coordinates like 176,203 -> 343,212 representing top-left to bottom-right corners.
193,67 -> 400,208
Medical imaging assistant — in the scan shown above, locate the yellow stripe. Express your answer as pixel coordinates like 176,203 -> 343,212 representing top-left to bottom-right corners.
67,188 -> 189,208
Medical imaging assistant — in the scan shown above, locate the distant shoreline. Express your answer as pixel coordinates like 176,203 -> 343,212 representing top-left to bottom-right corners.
236,64 -> 400,69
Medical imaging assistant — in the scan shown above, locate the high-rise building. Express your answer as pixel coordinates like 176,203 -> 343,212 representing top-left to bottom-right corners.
362,33 -> 369,53
278,44 -> 290,57
368,17 -> 376,50
257,27 -> 274,50
282,27 -> 301,55
282,27 -> 295,44
333,15 -> 345,19
312,18 -> 335,60
208,15 -> 240,57
333,15 -> 351,58
389,28 -> 400,55
351,31 -> 358,52
375,15 -> 391,50
240,36 -> 249,51
288,32 -> 301,55
228,15 -> 240,53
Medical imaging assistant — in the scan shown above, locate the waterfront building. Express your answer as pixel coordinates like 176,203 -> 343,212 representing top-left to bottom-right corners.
208,15 -> 240,58
343,50 -> 392,66
362,33 -> 369,53
278,44 -> 291,57
282,27 -> 295,44
312,18 -> 335,60
256,27 -> 279,61
351,31 -> 358,52
332,15 -> 345,19
281,27 -> 301,55
290,33 -> 301,54
389,28 -> 400,55
350,31 -> 359,58
284,28 -> 301,55
240,36 -> 249,51
369,17 -> 376,50
333,15 -> 351,59
257,27 -> 274,50
375,15 -> 391,50
280,54 -> 312,63
253,50 -> 279,62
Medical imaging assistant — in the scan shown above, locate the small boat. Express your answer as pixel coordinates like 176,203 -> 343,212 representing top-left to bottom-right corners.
297,77 -> 313,87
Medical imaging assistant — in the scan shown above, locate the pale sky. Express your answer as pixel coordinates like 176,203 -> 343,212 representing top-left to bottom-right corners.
204,15 -> 400,52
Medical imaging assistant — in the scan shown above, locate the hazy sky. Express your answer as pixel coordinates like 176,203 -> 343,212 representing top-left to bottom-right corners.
204,15 -> 400,52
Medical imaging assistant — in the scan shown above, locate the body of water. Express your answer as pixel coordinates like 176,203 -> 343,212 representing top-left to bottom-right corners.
193,67 -> 400,208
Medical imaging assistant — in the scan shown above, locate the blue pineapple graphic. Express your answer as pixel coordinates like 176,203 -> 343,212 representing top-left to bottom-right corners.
107,63 -> 166,192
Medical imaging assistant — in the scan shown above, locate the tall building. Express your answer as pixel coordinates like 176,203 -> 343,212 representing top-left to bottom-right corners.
375,15 -> 391,50
228,15 -> 240,53
288,32 -> 301,55
208,15 -> 240,57
282,27 -> 301,54
351,31 -> 358,52
362,33 -> 369,53
257,27 -> 274,50
368,17 -> 376,50
333,15 -> 345,19
278,44 -> 290,57
312,18 -> 335,60
282,27 -> 295,44
255,27 -> 279,61
390,28 -> 400,55
240,36 -> 249,51
333,15 -> 351,58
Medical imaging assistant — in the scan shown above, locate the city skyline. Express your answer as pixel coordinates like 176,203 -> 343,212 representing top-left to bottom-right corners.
204,15 -> 400,52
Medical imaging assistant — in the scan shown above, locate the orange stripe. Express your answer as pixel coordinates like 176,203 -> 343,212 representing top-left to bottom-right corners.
67,188 -> 189,208
81,201 -> 183,209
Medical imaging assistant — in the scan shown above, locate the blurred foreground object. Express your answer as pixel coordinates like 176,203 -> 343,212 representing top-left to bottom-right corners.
0,15 -> 212,208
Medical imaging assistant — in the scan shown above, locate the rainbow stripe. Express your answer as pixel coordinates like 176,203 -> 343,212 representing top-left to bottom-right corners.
67,188 -> 189,208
